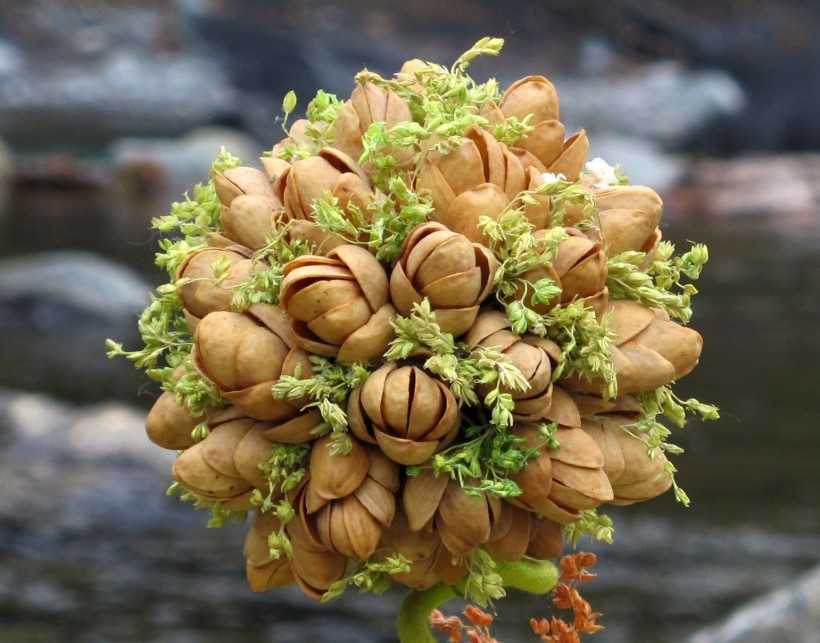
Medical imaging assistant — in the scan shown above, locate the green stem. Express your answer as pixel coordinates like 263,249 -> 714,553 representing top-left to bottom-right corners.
497,558 -> 558,595
397,583 -> 456,643
396,559 -> 558,642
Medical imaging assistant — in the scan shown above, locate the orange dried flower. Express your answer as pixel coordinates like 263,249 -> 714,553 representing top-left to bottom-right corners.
559,552 -> 598,584
431,609 -> 465,643
464,605 -> 494,628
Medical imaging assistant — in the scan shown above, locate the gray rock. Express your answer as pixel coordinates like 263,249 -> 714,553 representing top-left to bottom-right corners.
0,49 -> 238,143
0,252 -> 151,401
110,126 -> 261,232
587,134 -> 684,193
555,61 -> 746,149
688,565 -> 820,643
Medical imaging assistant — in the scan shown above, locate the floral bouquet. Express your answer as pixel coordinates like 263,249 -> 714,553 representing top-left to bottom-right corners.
109,37 -> 718,641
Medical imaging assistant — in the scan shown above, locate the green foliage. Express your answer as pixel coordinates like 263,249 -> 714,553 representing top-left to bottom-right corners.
461,549 -> 506,607
563,509 -> 615,547
311,192 -> 363,239
359,120 -> 428,190
273,88 -> 343,160
272,356 -> 371,455
152,150 -> 241,277
492,114 -> 534,145
105,287 -> 190,372
365,176 -> 433,261
250,442 -> 311,560
607,242 -> 709,322
166,481 -> 247,528
230,223 -> 314,311
385,300 -> 528,428
421,421 -> 537,498
107,151 -> 246,421
321,553 -> 413,602
281,90 -> 297,134
385,298 -> 455,359
623,385 -> 720,507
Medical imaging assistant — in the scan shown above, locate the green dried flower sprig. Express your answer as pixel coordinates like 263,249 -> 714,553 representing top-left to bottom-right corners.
272,357 -> 371,455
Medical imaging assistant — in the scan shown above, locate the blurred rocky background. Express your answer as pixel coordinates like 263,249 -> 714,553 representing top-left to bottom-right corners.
0,1 -> 818,642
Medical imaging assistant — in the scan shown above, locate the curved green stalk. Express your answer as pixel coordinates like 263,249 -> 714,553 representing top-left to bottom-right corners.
397,583 -> 456,643
396,559 -> 558,642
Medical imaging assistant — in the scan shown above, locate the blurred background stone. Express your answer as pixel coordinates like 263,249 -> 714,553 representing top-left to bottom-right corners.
0,252 -> 151,402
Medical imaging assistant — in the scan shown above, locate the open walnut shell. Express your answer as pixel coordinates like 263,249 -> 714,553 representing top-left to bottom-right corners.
466,310 -> 562,421
299,437 -> 399,560
509,422 -> 613,524
280,244 -> 395,362
193,304 -> 311,420
390,222 -> 498,336
347,364 -> 460,465
177,245 -> 255,329
565,300 -> 703,396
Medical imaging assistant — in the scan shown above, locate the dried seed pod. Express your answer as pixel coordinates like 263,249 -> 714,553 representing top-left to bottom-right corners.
593,185 -> 663,256
485,502 -> 563,561
213,166 -> 274,206
380,510 -> 467,590
347,364 -> 460,465
285,485 -> 350,600
509,422 -> 613,524
417,127 -> 524,243
145,387 -> 200,450
486,502 -> 533,561
498,76 -> 589,180
566,301 -> 703,395
270,119 -> 312,159
275,147 -> 374,214
231,411 -> 321,492
403,470 -> 502,555
301,437 -> 399,560
280,244 -> 395,362
551,228 -> 608,303
500,76 -> 560,124
177,245 -> 255,329
220,193 -> 285,251
514,228 -> 608,316
526,515 -> 564,560
246,503 -> 347,601
244,512 -> 295,592
390,222 -> 498,336
333,83 -> 413,163
172,417 -> 257,509
193,304 -> 311,420
520,166 -> 552,229
582,416 -> 673,505
466,310 -> 561,421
